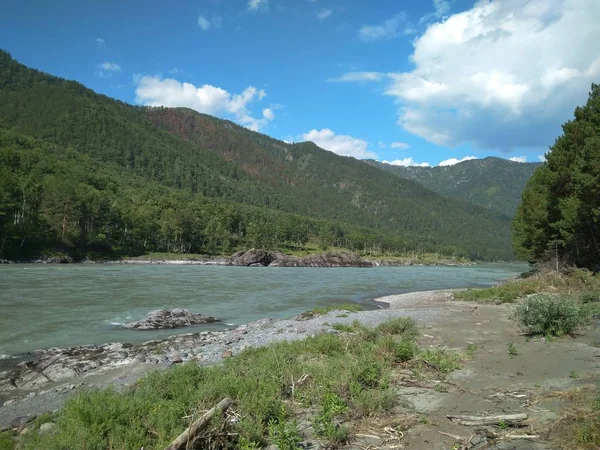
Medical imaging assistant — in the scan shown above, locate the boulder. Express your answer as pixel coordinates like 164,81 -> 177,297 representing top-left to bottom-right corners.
125,309 -> 219,330
39,422 -> 57,434
228,249 -> 274,266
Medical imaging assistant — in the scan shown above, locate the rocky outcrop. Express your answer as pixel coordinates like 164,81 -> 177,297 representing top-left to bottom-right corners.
228,249 -> 277,266
124,309 -> 219,330
228,249 -> 373,267
272,251 -> 372,268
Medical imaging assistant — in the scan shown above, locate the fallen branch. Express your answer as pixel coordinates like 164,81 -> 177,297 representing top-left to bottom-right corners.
439,431 -> 468,440
163,397 -> 233,450
504,432 -> 539,440
447,413 -> 528,426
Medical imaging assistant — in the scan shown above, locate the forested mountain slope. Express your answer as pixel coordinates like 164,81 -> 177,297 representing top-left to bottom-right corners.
0,50 -> 513,260
367,158 -> 540,217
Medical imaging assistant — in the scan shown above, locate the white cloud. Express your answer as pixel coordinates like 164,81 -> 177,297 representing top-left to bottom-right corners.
198,16 -> 211,30
509,156 -> 528,163
317,8 -> 332,19
344,0 -> 600,151
96,61 -> 121,77
391,142 -> 410,149
135,76 -> 273,131
378,141 -> 386,148
421,0 -> 452,23
98,62 -> 121,72
262,107 -> 275,121
248,0 -> 268,12
438,155 -> 477,166
359,13 -> 410,42
198,15 -> 222,31
538,154 -> 547,162
302,129 -> 377,159
382,157 -> 430,167
328,72 -> 386,82
95,38 -> 105,49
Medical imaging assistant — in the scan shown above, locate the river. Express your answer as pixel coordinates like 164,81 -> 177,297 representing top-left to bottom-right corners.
0,263 -> 528,358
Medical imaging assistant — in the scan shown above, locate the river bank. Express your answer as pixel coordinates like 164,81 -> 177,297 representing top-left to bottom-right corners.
1,249 -> 475,267
0,290 -> 455,428
2,284 -> 599,449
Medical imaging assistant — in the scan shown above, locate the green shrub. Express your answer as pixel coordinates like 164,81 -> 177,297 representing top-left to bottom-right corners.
267,406 -> 302,450
416,349 -> 462,374
331,323 -> 357,333
375,317 -> 419,339
514,295 -> 590,336
395,339 -> 417,363
312,393 -> 349,444
579,291 -> 600,304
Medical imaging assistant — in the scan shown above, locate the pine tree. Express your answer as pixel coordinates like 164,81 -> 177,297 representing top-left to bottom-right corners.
513,84 -> 600,270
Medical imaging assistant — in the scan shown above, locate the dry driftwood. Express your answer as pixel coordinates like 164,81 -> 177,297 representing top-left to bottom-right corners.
163,397 -> 233,450
447,413 -> 528,426
504,432 -> 540,440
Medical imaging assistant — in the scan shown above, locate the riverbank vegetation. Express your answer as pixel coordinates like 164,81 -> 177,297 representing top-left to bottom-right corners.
15,319 -> 465,450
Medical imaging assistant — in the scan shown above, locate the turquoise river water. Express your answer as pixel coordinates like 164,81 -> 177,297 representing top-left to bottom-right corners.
0,263 -> 528,358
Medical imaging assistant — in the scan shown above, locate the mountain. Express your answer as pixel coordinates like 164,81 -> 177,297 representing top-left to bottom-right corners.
0,50 -> 513,260
367,158 -> 541,218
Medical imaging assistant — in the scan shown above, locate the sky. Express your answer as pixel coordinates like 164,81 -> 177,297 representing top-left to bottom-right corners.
1,0 -> 599,167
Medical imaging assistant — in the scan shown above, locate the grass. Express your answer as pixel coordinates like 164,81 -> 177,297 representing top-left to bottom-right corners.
508,343 -> 519,358
296,303 -> 363,320
0,432 -> 15,450
454,268 -> 600,304
19,318 -> 453,450
549,386 -> 600,449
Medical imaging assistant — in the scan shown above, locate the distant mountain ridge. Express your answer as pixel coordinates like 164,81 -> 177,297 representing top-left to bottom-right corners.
366,158 -> 541,218
0,49 -> 516,260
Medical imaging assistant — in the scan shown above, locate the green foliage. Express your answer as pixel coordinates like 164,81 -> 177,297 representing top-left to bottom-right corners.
0,50 -> 515,261
0,432 -> 15,450
513,84 -> 600,270
21,318 -> 432,450
514,295 -> 590,336
416,349 -> 463,375
375,317 -> 419,340
508,343 -> 519,358
466,343 -> 477,358
299,303 -> 363,320
312,393 -> 349,444
393,339 -> 418,363
455,283 -> 537,303
369,156 -> 540,218
455,268 -> 600,303
267,406 -> 302,450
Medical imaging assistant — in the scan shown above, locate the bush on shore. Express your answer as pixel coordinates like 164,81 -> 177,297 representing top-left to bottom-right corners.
514,295 -> 591,336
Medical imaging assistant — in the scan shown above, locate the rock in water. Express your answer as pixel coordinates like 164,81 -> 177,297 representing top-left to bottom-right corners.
125,309 -> 219,330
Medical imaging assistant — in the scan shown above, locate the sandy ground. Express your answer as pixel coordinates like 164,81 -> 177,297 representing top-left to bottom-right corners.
1,289 -> 599,449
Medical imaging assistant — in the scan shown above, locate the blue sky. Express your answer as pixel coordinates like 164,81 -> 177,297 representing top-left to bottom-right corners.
1,0 -> 599,166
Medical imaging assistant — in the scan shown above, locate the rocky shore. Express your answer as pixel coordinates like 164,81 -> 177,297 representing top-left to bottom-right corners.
3,249 -> 474,267
0,291 -> 457,430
